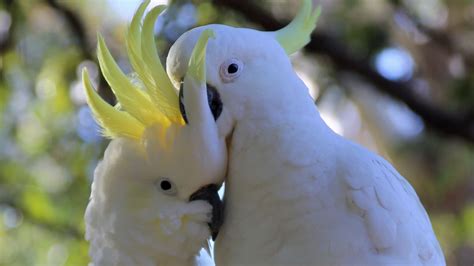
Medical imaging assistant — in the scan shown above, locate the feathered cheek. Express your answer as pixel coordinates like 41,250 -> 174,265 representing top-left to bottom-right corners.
156,201 -> 210,235
158,213 -> 183,236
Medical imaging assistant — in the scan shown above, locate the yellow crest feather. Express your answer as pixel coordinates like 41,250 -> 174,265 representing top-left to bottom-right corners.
126,0 -> 155,93
274,0 -> 321,55
140,6 -> 183,124
97,35 -> 168,126
82,69 -> 144,140
84,1 -> 185,142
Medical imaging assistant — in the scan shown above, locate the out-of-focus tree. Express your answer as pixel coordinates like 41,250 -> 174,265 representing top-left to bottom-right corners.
0,0 -> 472,265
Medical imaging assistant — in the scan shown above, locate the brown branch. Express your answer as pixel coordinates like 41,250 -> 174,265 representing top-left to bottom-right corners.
45,0 -> 89,58
213,0 -> 474,142
390,4 -> 474,68
44,0 -> 115,104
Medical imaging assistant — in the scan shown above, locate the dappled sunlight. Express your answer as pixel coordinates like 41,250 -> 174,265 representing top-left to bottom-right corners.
375,47 -> 414,81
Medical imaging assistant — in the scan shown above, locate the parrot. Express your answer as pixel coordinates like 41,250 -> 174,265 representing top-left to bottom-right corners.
83,2 -> 226,265
165,0 -> 446,265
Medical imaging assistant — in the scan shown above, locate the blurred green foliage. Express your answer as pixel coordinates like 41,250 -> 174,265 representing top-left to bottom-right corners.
0,0 -> 473,265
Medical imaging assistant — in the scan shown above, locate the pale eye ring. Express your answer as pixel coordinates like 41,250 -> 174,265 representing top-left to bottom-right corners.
155,178 -> 177,196
219,58 -> 243,83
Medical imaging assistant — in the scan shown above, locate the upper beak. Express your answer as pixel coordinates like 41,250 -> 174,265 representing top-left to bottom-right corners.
187,29 -> 215,83
179,29 -> 222,124
189,184 -> 224,240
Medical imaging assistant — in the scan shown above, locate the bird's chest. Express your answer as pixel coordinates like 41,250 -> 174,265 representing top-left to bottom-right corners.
218,119 -> 337,258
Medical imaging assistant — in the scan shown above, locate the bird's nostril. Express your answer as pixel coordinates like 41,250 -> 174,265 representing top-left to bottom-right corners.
178,82 -> 223,124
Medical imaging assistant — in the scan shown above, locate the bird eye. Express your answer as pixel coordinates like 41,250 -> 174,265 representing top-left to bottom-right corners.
227,63 -> 239,74
155,178 -> 177,196
220,58 -> 243,83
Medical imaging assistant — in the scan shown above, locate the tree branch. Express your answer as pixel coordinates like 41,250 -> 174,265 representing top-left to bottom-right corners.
44,0 -> 115,104
386,0 -> 474,68
213,0 -> 474,142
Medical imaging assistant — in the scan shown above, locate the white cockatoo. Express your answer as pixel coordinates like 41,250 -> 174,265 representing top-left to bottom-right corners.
83,2 -> 226,265
166,0 -> 446,264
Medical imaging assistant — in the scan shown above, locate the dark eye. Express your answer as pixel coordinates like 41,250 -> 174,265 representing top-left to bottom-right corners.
160,180 -> 172,191
227,63 -> 239,74
220,58 -> 243,83
155,178 -> 177,195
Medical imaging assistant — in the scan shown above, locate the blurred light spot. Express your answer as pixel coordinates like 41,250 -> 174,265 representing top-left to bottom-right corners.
406,0 -> 447,29
77,60 -> 99,80
106,0 -> 169,20
17,113 -> 48,154
149,0 -> 169,8
176,3 -> 196,28
163,23 -> 181,41
339,99 -> 362,138
0,138 -> 21,159
375,47 -> 414,81
448,54 -> 466,78
296,70 -> 319,100
383,101 -> 424,139
76,106 -> 102,143
320,111 -> 343,136
35,78 -> 57,100
32,157 -> 70,194
163,4 -> 197,41
3,206 -> 23,229
10,87 -> 31,114
69,80 -> 87,105
0,10 -> 11,42
47,244 -> 69,266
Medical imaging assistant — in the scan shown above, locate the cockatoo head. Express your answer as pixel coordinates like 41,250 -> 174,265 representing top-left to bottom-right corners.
167,0 -> 320,136
84,1 -> 225,264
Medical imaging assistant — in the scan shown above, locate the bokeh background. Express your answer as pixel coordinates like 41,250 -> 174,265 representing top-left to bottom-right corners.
0,0 -> 473,265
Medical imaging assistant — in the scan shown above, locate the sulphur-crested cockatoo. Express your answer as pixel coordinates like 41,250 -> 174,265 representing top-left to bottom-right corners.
166,0 -> 445,264
83,2 -> 225,265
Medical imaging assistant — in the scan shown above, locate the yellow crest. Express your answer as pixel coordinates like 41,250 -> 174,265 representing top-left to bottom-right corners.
273,0 -> 321,55
82,0 -> 184,142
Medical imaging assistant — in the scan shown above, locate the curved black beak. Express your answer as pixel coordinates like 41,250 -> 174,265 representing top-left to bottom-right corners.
179,83 -> 223,124
189,184 -> 223,240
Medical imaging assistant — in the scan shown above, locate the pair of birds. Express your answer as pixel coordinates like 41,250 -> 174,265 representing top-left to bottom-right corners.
83,0 -> 445,265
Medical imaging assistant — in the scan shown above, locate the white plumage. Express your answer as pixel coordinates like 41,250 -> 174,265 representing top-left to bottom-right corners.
85,137 -> 214,266
84,3 -> 226,265
85,0 -> 445,264
166,4 -> 445,264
